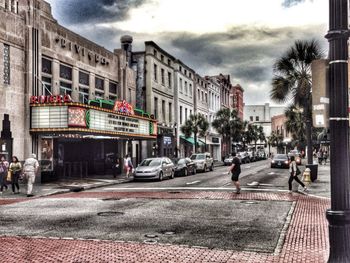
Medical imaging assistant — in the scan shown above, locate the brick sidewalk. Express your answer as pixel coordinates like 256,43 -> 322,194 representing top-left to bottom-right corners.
0,192 -> 330,263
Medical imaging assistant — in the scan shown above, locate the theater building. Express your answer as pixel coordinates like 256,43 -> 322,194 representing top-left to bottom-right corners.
0,0 -> 156,181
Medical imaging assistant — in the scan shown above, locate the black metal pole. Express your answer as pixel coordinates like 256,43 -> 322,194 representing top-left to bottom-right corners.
325,0 -> 350,262
305,96 -> 313,165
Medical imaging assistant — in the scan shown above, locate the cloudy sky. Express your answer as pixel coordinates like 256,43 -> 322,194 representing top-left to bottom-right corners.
46,0 -> 328,105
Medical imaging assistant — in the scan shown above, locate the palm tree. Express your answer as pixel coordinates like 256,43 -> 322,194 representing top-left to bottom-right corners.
212,109 -> 243,157
180,113 -> 209,153
268,131 -> 284,154
270,39 -> 323,164
284,105 -> 305,149
255,125 -> 266,150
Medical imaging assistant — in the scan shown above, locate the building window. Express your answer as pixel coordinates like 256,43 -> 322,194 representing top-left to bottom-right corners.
250,116 -> 253,121
60,81 -> 72,95
41,76 -> 52,95
179,66 -> 182,72
109,81 -> 118,96
60,64 -> 72,80
109,94 -> 117,101
168,72 -> 171,88
95,91 -> 104,99
161,68 -> 165,85
205,93 -> 208,103
11,0 -> 15,12
79,87 -> 89,104
180,106 -> 183,124
184,81 -> 188,95
179,78 -> 183,93
162,100 -> 166,122
95,77 -> 104,91
189,84 -> 192,97
256,116 -> 259,121
153,64 -> 157,81
190,109 -> 192,116
160,55 -> 164,62
154,97 -> 158,119
153,49 -> 157,57
185,108 -> 188,121
169,102 -> 172,123
79,71 -> 89,86
201,91 -> 204,101
3,44 -> 10,85
189,73 -> 192,78
42,57 -> 52,74
197,89 -> 200,100
167,59 -> 171,66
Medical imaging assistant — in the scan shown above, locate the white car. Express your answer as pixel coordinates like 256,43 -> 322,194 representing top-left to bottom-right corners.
190,153 -> 214,172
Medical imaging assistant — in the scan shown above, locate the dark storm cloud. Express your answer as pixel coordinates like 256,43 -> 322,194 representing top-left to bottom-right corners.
167,25 -> 327,83
282,0 -> 306,8
49,0 -> 148,25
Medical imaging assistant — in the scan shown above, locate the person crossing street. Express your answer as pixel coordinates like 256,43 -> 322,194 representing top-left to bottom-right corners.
228,152 -> 242,194
23,153 -> 39,197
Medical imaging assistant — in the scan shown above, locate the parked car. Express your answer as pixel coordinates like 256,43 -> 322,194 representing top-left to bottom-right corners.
134,157 -> 174,181
288,152 -> 302,165
172,158 -> 196,176
238,151 -> 250,164
224,156 -> 233,166
190,153 -> 214,172
247,150 -> 256,162
271,154 -> 290,168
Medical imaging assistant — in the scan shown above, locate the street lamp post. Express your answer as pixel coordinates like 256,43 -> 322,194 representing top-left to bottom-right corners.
325,0 -> 350,262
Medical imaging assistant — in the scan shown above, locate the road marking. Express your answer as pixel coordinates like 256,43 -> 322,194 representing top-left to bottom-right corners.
268,172 -> 275,175
99,187 -> 289,192
186,181 -> 201,185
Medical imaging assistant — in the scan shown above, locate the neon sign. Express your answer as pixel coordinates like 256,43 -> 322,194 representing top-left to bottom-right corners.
113,100 -> 134,115
30,94 -> 72,104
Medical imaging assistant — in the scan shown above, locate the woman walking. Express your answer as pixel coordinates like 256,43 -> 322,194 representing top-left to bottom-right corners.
9,156 -> 22,194
123,154 -> 133,178
0,156 -> 9,194
288,155 -> 307,193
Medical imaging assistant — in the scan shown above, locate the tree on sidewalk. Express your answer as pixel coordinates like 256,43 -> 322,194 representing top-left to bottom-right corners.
270,39 -> 323,164
180,113 -> 209,153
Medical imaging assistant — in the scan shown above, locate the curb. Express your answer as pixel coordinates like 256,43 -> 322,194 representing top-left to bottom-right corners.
37,178 -> 134,198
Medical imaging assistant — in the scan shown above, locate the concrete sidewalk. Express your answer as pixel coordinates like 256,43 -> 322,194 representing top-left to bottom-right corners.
0,175 -> 133,199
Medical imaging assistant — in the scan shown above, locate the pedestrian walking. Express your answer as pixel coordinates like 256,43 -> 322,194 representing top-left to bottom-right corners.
317,149 -> 323,165
228,152 -> 241,194
288,155 -> 307,193
23,153 -> 39,197
0,156 -> 9,194
113,157 -> 120,178
9,156 -> 22,194
123,154 -> 133,178
323,151 -> 328,165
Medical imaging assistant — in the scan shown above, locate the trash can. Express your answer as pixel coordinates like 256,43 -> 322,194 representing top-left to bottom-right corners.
305,164 -> 318,182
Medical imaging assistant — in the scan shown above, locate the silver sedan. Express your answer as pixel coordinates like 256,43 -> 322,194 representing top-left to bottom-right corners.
134,157 -> 175,181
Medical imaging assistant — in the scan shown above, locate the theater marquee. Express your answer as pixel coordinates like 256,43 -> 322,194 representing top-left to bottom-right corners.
30,102 -> 157,139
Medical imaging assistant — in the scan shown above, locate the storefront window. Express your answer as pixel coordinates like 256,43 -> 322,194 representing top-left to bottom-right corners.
41,138 -> 53,171
60,81 -> 72,95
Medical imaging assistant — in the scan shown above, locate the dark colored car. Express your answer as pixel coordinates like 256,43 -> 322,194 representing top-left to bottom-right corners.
271,154 -> 290,168
173,158 -> 196,176
288,152 -> 302,165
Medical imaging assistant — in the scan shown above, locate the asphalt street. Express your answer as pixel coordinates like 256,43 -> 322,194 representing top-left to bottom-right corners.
90,160 -> 297,192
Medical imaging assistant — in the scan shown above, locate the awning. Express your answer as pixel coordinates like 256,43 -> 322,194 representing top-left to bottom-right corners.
180,135 -> 205,146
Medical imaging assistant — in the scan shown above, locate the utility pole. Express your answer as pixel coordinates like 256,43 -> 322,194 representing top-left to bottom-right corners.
325,0 -> 350,262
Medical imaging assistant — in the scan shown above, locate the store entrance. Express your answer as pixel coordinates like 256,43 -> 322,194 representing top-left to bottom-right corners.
53,138 -> 120,179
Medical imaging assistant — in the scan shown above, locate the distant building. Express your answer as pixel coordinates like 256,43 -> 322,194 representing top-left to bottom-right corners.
230,84 -> 244,120
271,114 -> 293,153
243,103 -> 285,137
